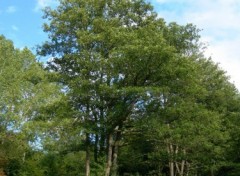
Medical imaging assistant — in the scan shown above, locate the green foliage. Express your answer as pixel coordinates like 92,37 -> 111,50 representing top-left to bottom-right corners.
37,0 -> 240,175
0,0 -> 240,175
0,35 -> 62,174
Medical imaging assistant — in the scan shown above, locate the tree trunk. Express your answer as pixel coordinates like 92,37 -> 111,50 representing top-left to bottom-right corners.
99,100 -> 106,157
180,149 -> 186,176
111,143 -> 119,176
166,124 -> 174,176
94,133 -> 99,162
180,160 -> 185,176
169,161 -> 174,176
175,145 -> 180,175
168,142 -> 174,176
85,133 -> 90,176
186,162 -> 190,176
105,133 -> 113,176
112,126 -> 121,176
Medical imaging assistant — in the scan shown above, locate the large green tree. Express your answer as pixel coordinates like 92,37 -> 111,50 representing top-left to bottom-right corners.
39,0 -> 208,175
38,0 -> 240,176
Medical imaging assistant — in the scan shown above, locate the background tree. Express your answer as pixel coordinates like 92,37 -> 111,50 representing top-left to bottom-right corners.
0,35 -> 62,175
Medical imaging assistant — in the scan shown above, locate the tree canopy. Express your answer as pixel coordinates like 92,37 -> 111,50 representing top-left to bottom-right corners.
0,0 -> 240,176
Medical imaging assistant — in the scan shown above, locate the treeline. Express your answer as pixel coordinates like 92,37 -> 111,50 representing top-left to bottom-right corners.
1,0 -> 240,176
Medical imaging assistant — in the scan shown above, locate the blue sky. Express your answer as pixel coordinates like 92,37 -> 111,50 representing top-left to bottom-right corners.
0,0 -> 43,49
1,0 -> 240,90
0,0 -> 58,50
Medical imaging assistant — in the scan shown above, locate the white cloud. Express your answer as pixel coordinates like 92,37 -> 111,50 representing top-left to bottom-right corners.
11,25 -> 19,31
34,0 -> 59,12
153,0 -> 240,90
204,39 -> 240,88
6,6 -> 16,13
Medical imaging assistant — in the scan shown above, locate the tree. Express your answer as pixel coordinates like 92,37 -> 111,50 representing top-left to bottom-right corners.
38,0 -> 208,175
117,57 -> 239,176
0,35 -> 61,175
38,0 -> 240,175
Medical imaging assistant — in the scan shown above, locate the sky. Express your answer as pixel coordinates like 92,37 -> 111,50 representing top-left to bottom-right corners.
0,0 -> 240,90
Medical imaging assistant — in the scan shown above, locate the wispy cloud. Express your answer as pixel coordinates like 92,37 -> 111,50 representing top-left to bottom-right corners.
152,0 -> 240,89
11,25 -> 19,31
6,6 -> 16,13
34,0 -> 59,12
